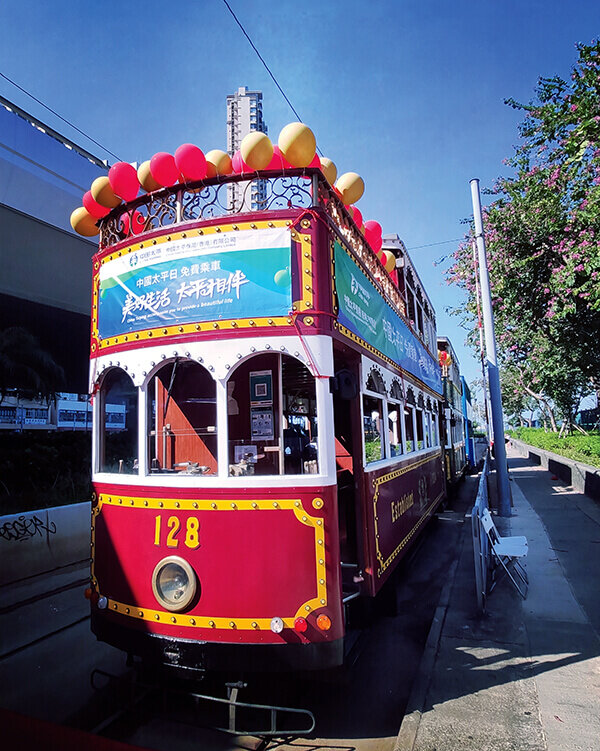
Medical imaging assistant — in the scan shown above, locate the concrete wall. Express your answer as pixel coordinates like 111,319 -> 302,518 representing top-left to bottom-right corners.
510,438 -> 600,502
0,502 -> 90,586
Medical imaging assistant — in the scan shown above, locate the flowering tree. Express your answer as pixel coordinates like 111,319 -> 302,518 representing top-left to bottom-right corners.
448,41 -> 600,429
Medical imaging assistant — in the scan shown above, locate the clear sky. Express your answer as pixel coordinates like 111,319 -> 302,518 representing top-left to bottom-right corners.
1,0 -> 598,389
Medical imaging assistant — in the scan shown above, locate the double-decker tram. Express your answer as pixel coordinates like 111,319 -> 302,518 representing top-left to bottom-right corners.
80,128 -> 445,677
437,336 -> 467,486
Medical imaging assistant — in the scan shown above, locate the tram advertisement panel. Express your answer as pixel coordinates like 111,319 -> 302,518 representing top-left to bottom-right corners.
334,242 -> 442,394
97,228 -> 292,339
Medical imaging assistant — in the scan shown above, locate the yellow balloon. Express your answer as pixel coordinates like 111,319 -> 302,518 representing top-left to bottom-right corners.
278,122 -> 316,167
319,157 -> 337,185
205,149 -> 233,177
241,132 -> 273,170
382,250 -> 396,273
335,172 -> 365,205
70,206 -> 99,237
137,160 -> 162,193
90,176 -> 121,208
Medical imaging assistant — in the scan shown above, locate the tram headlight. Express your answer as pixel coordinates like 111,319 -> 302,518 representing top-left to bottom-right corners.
152,556 -> 197,612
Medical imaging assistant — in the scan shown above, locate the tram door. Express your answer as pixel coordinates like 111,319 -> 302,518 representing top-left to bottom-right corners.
332,359 -> 362,595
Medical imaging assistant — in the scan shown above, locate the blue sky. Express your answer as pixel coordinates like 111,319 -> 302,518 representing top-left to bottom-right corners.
1,0 -> 598,389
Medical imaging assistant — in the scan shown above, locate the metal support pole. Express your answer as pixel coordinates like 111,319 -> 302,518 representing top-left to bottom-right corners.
470,179 -> 511,516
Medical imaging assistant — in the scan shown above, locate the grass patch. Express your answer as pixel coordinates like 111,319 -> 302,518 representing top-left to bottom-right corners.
508,427 -> 600,469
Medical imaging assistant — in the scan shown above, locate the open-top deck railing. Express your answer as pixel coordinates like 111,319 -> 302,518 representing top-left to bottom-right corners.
97,167 -> 408,325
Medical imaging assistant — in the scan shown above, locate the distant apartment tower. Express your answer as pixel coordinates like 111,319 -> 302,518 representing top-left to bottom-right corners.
226,86 -> 268,211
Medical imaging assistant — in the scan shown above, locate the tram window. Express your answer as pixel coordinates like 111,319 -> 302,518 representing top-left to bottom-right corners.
363,395 -> 383,463
404,405 -> 415,453
424,412 -> 432,448
99,369 -> 138,474
387,403 -> 403,457
416,407 -> 425,450
431,412 -> 438,446
147,360 -> 217,476
227,354 -> 319,476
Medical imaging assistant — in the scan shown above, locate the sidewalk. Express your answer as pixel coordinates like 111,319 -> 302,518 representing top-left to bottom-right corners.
395,445 -> 600,751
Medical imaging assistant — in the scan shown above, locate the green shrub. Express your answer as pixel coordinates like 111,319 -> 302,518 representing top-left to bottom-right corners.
508,427 -> 600,468
0,432 -> 91,515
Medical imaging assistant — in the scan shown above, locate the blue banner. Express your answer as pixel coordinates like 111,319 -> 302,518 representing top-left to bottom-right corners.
98,228 -> 292,339
335,243 -> 442,394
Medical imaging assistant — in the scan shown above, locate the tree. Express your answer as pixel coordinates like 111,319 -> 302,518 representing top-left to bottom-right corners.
448,40 -> 600,429
0,327 -> 65,403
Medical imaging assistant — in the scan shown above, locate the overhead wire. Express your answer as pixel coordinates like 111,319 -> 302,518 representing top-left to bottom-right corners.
0,70 -> 122,162
221,0 -> 304,124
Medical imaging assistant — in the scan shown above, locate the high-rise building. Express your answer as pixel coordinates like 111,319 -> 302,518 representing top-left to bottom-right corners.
226,87 -> 267,212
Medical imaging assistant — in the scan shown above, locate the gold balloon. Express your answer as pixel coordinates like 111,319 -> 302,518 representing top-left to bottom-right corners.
382,250 -> 396,273
278,122 -> 316,167
90,176 -> 121,208
205,149 -> 233,177
137,160 -> 162,193
241,132 -> 273,170
335,172 -> 365,205
70,206 -> 99,237
319,157 -> 337,185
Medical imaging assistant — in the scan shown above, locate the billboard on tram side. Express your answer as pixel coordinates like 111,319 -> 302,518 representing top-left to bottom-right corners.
97,228 -> 292,339
334,242 -> 442,395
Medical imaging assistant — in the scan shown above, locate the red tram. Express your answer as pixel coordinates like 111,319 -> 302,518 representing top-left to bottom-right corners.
82,137 -> 445,675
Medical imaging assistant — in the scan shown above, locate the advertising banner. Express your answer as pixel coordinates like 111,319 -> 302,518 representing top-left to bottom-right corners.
335,242 -> 442,394
97,228 -> 292,339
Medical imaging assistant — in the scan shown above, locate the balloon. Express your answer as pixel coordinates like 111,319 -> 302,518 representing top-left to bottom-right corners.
205,149 -> 233,177
382,250 -> 396,273
108,162 -> 139,201
307,153 -> 321,169
274,268 -> 291,287
241,131 -> 273,170
91,176 -> 121,209
319,157 -> 337,185
335,172 -> 365,205
278,122 -> 316,167
231,150 -> 250,174
83,190 -> 109,219
266,145 -> 292,170
365,220 -> 383,252
150,152 -> 179,187
351,205 -> 363,228
121,210 -> 145,236
137,160 -> 162,192
70,206 -> 99,236
332,186 -> 344,202
175,143 -> 207,181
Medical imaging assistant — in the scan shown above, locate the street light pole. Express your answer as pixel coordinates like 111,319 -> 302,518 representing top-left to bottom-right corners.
470,178 -> 512,516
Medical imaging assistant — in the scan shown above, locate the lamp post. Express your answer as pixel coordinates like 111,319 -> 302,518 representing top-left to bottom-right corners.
470,178 -> 511,516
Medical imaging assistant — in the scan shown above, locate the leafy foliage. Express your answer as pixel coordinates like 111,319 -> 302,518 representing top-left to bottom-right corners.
0,432 -> 92,515
508,427 -> 600,468
448,41 -> 600,425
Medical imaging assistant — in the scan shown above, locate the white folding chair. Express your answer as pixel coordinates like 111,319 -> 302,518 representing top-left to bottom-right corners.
480,508 -> 528,599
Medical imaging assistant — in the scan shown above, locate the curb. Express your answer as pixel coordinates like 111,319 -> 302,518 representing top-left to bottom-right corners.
393,530 -> 466,751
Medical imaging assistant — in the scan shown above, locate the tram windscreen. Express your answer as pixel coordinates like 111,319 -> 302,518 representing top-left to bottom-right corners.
147,360 -> 218,475
99,368 -> 138,474
227,354 -> 318,476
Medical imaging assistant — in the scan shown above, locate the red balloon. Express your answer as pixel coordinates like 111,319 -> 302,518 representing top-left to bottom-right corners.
364,219 -> 382,238
83,189 -> 109,219
121,210 -> 145,236
351,205 -> 363,228
266,145 -> 292,170
175,143 -> 207,181
150,152 -> 179,187
108,162 -> 139,201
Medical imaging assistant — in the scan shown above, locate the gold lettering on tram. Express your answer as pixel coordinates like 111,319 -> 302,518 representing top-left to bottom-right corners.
391,492 -> 414,523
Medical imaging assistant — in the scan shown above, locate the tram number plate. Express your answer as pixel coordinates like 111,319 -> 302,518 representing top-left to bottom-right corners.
154,515 -> 200,550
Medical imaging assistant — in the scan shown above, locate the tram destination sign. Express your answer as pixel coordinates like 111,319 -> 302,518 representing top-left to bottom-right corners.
335,242 -> 442,394
97,228 -> 292,339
